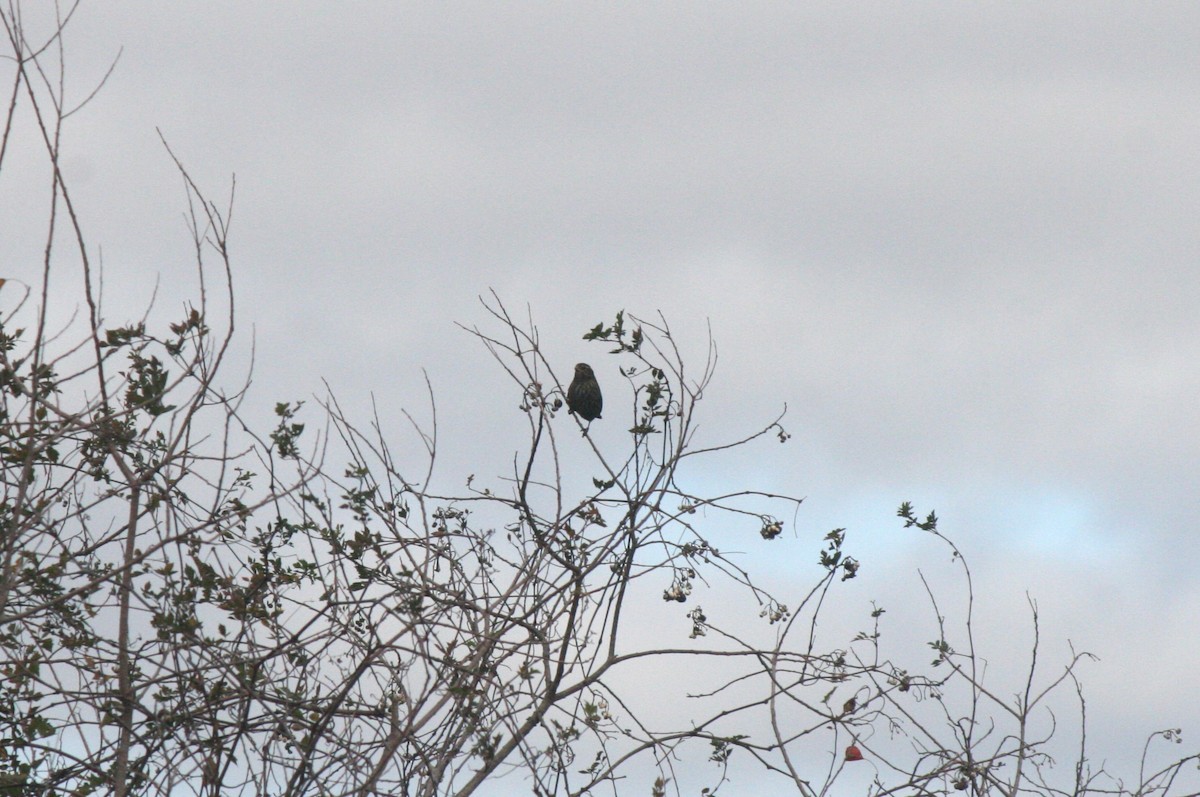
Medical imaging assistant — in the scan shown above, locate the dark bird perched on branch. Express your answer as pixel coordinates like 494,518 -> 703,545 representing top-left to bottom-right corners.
567,363 -> 602,428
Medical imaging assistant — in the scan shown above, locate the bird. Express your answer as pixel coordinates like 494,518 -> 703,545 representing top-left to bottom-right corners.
566,363 -> 602,427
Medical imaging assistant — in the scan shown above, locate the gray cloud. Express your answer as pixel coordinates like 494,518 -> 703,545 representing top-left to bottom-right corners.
5,0 -> 1199,784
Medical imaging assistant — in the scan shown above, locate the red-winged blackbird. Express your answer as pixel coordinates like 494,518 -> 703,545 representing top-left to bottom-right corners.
566,363 -> 602,423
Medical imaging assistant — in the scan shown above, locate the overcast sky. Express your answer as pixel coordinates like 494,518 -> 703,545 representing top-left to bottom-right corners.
4,2 -> 1199,788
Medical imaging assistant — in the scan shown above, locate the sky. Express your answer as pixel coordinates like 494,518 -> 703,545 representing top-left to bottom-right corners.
3,1 -> 1199,790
